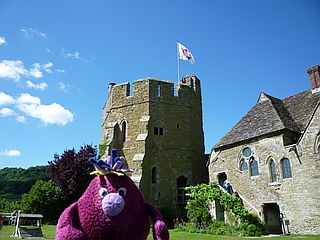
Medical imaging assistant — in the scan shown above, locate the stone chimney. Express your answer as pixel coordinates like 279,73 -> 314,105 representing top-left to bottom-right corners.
307,65 -> 320,93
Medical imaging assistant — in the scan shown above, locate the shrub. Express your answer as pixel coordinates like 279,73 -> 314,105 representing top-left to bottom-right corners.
20,180 -> 65,224
183,182 -> 264,236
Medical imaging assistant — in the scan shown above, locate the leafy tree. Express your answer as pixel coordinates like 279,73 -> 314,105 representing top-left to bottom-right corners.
48,144 -> 96,204
20,180 -> 64,223
0,198 -> 21,213
0,166 -> 49,196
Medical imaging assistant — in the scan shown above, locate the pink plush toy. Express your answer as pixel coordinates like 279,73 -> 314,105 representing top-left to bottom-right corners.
56,149 -> 169,240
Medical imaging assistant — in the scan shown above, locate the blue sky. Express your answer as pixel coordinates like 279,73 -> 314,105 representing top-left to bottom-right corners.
0,0 -> 319,169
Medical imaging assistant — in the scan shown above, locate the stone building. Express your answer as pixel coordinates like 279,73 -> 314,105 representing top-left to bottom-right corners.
209,65 -> 320,234
100,75 -> 208,221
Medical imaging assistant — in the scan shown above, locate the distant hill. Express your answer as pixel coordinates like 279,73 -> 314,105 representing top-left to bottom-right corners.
0,166 -> 49,201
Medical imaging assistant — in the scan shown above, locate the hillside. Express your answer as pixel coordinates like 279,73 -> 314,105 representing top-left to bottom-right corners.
0,166 -> 49,201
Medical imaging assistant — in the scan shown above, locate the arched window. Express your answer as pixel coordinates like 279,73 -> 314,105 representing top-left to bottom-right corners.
269,159 -> 277,182
249,157 -> 259,176
238,146 -> 257,173
121,121 -> 127,142
281,158 -> 292,179
176,176 -> 188,204
151,167 -> 157,184
314,133 -> 320,154
239,158 -> 248,171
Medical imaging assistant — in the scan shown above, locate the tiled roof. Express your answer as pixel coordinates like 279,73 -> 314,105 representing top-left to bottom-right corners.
214,90 -> 320,149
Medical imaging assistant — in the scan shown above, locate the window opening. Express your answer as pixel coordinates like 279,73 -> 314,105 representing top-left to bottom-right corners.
159,127 -> 163,135
270,159 -> 277,182
239,146 -> 255,173
250,157 -> 259,176
239,158 -> 248,171
151,167 -> 157,184
157,84 -> 161,97
242,147 -> 252,157
121,121 -> 127,142
154,127 -> 158,135
176,176 -> 188,204
281,158 -> 292,179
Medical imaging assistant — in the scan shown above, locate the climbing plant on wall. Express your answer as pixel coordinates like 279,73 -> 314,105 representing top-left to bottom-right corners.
185,182 -> 264,236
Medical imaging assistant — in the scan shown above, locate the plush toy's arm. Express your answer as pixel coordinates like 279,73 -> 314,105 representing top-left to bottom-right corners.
145,202 -> 169,240
56,202 -> 88,240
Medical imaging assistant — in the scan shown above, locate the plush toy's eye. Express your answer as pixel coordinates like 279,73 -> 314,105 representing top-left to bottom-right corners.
118,187 -> 127,197
99,188 -> 108,198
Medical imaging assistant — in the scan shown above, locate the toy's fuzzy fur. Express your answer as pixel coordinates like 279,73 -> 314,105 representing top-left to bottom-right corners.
56,174 -> 169,240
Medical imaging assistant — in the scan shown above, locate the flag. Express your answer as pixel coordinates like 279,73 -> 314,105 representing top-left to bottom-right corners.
177,42 -> 195,64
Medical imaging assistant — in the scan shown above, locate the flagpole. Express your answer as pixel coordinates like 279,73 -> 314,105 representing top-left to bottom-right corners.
177,41 -> 180,83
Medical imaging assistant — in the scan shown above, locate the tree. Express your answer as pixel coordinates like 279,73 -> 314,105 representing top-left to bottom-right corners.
48,144 -> 96,204
0,166 -> 49,196
20,180 -> 64,223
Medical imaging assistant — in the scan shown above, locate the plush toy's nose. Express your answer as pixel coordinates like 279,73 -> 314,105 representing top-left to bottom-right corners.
101,192 -> 125,216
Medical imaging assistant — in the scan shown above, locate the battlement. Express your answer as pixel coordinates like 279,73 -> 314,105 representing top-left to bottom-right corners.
106,75 -> 201,108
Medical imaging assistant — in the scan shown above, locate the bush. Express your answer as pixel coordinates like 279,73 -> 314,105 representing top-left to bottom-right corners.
182,182 -> 265,236
20,180 -> 65,224
0,198 -> 21,213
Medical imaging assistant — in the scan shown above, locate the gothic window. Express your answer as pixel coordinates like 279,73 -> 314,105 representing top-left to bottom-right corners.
176,176 -> 188,204
239,158 -> 248,171
121,120 -> 127,142
281,158 -> 292,179
242,147 -> 252,157
269,159 -> 277,182
249,157 -> 259,176
238,146 -> 256,173
314,133 -> 320,154
151,167 -> 157,184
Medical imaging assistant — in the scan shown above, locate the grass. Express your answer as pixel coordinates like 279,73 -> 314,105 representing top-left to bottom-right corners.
1,225 -> 319,240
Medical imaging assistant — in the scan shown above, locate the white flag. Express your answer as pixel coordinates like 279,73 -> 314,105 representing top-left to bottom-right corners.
177,42 -> 195,64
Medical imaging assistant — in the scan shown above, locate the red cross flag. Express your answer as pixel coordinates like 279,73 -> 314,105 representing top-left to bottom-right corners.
177,42 -> 195,64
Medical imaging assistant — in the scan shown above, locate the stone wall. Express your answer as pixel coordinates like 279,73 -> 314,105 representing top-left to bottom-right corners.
209,105 -> 320,234
101,76 -> 208,220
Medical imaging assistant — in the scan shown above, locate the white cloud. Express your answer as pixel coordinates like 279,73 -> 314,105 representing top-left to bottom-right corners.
0,60 -> 28,81
0,149 -> 21,157
43,62 -> 53,73
0,60 -> 63,82
0,107 -> 15,117
0,92 -> 73,126
0,92 -> 15,105
45,48 -> 51,53
26,80 -> 48,90
20,28 -> 46,39
58,82 -> 73,93
16,115 -> 26,123
16,93 -> 41,105
62,49 -> 91,63
0,36 -> 7,45
17,102 -> 74,126
29,63 -> 43,78
55,69 -> 65,73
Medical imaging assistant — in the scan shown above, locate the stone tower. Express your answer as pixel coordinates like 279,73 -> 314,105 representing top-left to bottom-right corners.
100,75 -> 208,221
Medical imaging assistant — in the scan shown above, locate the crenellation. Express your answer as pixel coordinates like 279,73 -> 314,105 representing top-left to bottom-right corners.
101,75 -> 208,223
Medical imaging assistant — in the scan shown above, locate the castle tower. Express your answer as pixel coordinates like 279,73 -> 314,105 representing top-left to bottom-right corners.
100,76 -> 208,221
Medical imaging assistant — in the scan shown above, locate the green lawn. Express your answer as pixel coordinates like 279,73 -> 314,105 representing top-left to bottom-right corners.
1,225 -> 319,240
